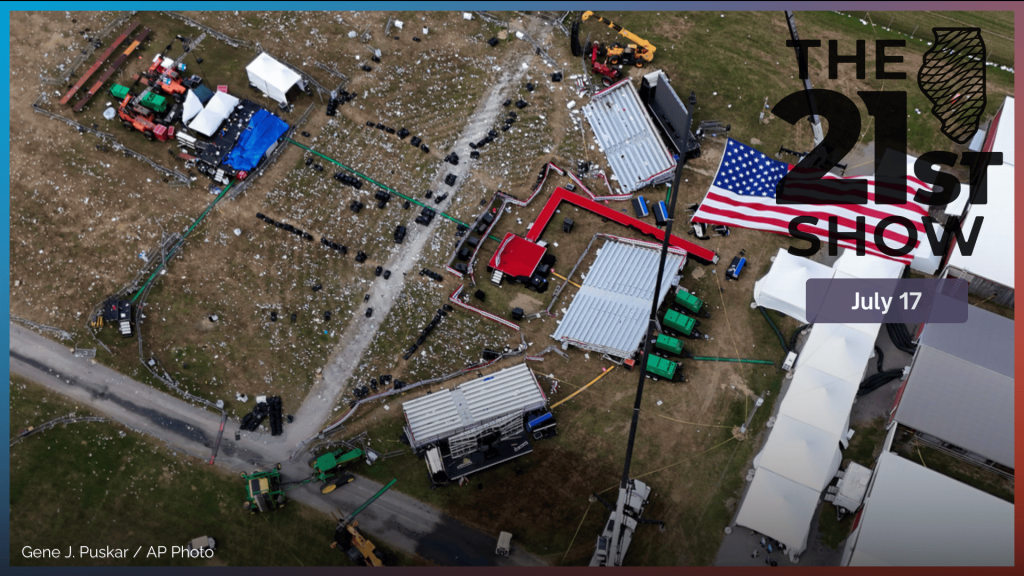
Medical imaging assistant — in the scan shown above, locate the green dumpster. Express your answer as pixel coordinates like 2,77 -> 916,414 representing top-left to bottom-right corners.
663,308 -> 696,336
655,334 -> 685,356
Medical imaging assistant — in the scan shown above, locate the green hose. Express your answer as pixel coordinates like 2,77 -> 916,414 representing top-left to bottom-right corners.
286,139 -> 501,242
757,306 -> 790,354
131,180 -> 234,303
692,356 -> 775,365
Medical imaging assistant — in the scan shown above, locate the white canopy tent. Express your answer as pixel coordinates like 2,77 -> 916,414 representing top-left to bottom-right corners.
734,468 -> 822,559
753,248 -> 834,323
182,89 -> 203,123
778,365 -> 858,440
795,323 -> 877,383
737,250 -> 908,559
187,91 -> 240,137
753,415 -> 843,492
246,52 -> 305,104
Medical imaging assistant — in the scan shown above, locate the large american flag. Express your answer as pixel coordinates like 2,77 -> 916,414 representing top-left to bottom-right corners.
692,138 -> 930,264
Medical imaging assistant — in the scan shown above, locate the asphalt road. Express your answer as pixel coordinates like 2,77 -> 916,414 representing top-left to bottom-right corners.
10,323 -> 544,566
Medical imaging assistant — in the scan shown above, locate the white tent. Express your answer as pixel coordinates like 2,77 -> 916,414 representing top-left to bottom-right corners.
754,414 -> 843,492
843,452 -> 1014,566
778,366 -> 858,439
187,91 -> 240,137
832,249 -> 905,280
734,468 -> 822,558
206,91 -> 239,117
246,52 -> 304,104
182,89 -> 203,123
188,109 -> 222,137
795,323 -> 876,382
753,248 -> 834,323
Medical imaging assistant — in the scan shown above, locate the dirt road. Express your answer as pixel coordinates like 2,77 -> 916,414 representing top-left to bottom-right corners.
10,323 -> 544,567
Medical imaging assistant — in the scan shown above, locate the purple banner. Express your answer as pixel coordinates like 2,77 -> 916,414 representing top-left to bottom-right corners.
806,278 -> 969,324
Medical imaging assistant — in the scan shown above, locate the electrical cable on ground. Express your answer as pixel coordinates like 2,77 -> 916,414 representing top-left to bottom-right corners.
653,413 -> 733,429
598,435 -> 739,495
561,499 -> 594,565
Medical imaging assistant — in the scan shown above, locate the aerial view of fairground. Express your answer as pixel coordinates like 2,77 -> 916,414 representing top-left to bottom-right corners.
8,8 -> 1015,568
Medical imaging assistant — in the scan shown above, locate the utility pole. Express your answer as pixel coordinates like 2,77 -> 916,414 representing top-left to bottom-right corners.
784,11 -> 824,147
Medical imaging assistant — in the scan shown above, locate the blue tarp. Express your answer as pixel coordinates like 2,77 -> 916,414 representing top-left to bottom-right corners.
223,109 -> 289,172
192,84 -> 215,105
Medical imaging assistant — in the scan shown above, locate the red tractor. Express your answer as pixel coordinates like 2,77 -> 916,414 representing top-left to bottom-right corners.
586,41 -> 623,87
116,91 -> 177,142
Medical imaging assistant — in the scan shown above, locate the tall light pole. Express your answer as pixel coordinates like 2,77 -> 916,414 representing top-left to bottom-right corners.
600,91 -> 696,568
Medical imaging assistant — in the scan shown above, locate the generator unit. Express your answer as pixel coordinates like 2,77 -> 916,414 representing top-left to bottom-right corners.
674,289 -> 711,318
654,333 -> 686,357
645,354 -> 684,382
662,308 -> 704,339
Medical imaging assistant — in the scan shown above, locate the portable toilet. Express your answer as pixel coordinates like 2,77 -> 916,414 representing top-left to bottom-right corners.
655,334 -> 685,356
654,201 -> 669,226
663,308 -> 695,336
675,290 -> 704,315
632,196 -> 649,218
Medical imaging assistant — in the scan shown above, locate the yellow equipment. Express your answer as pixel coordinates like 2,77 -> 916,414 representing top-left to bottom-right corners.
581,11 -> 657,67
341,521 -> 384,567
331,478 -> 397,567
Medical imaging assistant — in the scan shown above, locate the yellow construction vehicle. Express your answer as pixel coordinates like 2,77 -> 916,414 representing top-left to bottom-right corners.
330,478 -> 397,567
581,11 -> 656,68
334,521 -> 384,567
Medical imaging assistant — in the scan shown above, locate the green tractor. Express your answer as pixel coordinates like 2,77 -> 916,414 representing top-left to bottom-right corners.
674,288 -> 711,318
662,308 -> 706,340
309,448 -> 365,494
242,464 -> 287,513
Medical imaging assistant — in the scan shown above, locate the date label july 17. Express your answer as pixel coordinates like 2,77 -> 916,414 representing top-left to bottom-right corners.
805,278 -> 968,324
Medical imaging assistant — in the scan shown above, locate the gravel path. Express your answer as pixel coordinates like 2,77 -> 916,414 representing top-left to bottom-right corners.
289,22 -> 553,442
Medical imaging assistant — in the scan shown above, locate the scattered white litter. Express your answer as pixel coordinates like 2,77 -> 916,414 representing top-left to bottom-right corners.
233,228 -> 242,236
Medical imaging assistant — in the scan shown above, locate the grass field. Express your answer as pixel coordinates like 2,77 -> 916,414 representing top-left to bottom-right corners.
9,376 -> 427,567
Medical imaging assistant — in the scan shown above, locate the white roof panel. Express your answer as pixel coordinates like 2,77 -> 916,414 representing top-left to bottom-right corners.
945,164 -> 1014,288
402,363 -> 545,448
552,240 -> 684,357
990,96 -> 1014,165
845,452 -> 1013,566
582,80 -> 676,193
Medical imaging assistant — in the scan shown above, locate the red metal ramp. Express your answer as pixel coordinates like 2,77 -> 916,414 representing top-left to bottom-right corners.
526,187 -> 718,264
60,22 -> 139,105
73,27 -> 152,113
